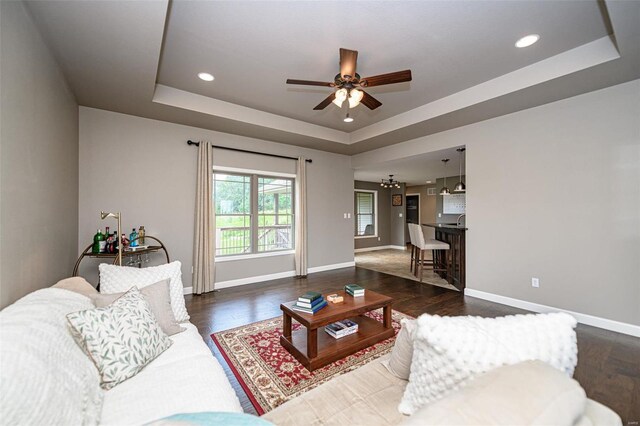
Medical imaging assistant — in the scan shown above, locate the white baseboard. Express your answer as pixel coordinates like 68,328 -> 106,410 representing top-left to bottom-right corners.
355,245 -> 406,253
215,270 -> 297,290
308,261 -> 356,273
184,261 -> 357,293
464,288 -> 640,338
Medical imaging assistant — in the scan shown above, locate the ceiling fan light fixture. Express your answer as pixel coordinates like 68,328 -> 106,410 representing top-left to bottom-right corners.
332,88 -> 348,107
515,34 -> 540,48
348,88 -> 364,108
197,72 -> 214,81
344,113 -> 354,123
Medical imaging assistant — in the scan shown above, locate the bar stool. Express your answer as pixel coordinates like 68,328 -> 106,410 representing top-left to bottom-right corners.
407,224 -> 418,273
413,225 -> 450,282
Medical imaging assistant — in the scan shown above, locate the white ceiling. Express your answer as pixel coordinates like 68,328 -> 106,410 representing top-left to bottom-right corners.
158,0 -> 608,132
354,146 -> 465,186
25,0 -> 640,155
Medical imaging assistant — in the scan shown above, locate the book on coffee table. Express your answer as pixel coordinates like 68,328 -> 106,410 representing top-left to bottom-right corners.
298,291 -> 322,304
324,319 -> 359,339
345,284 -> 365,297
291,299 -> 327,314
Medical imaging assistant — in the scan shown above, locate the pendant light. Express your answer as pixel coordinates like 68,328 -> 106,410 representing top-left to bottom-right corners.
440,159 -> 450,195
380,174 -> 401,189
454,147 -> 466,192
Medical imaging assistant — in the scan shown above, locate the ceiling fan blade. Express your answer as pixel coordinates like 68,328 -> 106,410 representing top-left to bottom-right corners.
360,70 -> 412,87
339,48 -> 358,80
313,92 -> 336,110
360,91 -> 382,110
286,79 -> 333,87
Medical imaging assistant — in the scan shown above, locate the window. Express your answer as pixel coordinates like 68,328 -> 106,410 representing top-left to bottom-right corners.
258,177 -> 294,252
214,171 -> 294,257
354,190 -> 377,237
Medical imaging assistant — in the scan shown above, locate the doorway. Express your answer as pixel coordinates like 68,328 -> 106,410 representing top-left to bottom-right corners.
406,194 -> 420,244
406,194 -> 419,224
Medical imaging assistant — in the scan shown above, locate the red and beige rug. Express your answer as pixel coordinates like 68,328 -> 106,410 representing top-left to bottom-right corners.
211,309 -> 412,414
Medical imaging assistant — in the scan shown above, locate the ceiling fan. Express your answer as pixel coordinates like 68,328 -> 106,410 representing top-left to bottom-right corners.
286,48 -> 412,111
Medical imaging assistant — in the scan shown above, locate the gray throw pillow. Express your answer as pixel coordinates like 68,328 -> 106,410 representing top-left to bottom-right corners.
91,279 -> 185,336
382,318 -> 416,380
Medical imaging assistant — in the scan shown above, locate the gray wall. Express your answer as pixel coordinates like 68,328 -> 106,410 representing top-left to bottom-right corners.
354,181 -> 390,249
78,107 -> 354,288
435,175 -> 466,224
354,180 -> 405,249
0,1 -> 79,308
390,183 -> 406,246
466,82 -> 639,326
406,185 -> 437,239
352,79 -> 640,326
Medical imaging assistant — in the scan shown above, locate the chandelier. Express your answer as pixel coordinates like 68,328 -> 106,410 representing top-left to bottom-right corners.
380,174 -> 402,189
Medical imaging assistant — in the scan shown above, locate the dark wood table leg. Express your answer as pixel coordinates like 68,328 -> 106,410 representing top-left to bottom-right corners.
283,312 -> 292,339
307,328 -> 318,359
383,304 -> 392,329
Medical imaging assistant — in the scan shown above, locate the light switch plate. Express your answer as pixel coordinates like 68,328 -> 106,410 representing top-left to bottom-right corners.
532,277 -> 540,288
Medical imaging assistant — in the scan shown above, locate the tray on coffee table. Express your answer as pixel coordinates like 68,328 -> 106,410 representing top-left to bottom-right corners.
280,289 -> 393,371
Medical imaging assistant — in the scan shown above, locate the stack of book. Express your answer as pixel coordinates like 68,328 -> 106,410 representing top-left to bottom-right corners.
291,291 -> 328,314
344,284 -> 365,297
324,319 -> 359,339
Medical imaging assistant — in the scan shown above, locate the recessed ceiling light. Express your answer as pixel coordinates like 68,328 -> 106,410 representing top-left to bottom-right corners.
344,113 -> 354,123
426,180 -> 432,184
515,34 -> 540,48
198,72 -> 214,81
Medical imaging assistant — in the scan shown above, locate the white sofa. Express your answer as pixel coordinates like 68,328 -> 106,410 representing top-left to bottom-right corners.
262,354 -> 622,426
0,278 -> 242,425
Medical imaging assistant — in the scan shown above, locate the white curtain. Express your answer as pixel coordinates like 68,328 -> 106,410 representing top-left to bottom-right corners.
295,157 -> 308,276
193,141 -> 215,294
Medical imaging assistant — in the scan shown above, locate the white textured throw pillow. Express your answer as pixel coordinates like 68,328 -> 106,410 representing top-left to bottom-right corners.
398,312 -> 578,415
99,261 -> 189,322
67,287 -> 173,390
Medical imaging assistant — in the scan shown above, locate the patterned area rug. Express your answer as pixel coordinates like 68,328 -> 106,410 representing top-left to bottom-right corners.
356,248 -> 459,291
211,309 -> 412,414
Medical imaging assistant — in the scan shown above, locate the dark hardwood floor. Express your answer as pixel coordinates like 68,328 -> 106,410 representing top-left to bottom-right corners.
185,266 -> 640,423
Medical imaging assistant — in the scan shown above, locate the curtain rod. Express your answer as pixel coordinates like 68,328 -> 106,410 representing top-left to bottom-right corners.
187,140 -> 312,163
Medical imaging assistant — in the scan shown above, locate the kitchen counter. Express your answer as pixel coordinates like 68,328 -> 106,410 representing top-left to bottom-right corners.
423,223 -> 468,230
422,223 -> 467,290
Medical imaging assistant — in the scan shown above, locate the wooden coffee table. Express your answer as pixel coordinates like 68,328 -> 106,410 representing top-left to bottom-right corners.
280,289 -> 394,371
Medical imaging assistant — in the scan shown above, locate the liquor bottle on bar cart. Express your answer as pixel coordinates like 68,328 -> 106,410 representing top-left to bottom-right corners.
92,229 -> 105,254
121,234 -> 130,249
138,226 -> 145,245
129,228 -> 138,247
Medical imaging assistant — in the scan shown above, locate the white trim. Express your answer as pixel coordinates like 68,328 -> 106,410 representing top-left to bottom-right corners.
464,288 -> 640,338
215,270 -> 297,289
354,189 -> 378,238
307,261 -> 355,273
187,261 -> 357,292
213,165 -> 296,178
215,250 -> 294,262
355,245 -> 406,253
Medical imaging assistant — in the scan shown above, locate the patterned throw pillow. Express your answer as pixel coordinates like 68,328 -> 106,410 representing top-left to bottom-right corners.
67,287 -> 173,390
99,261 -> 190,322
398,312 -> 578,415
